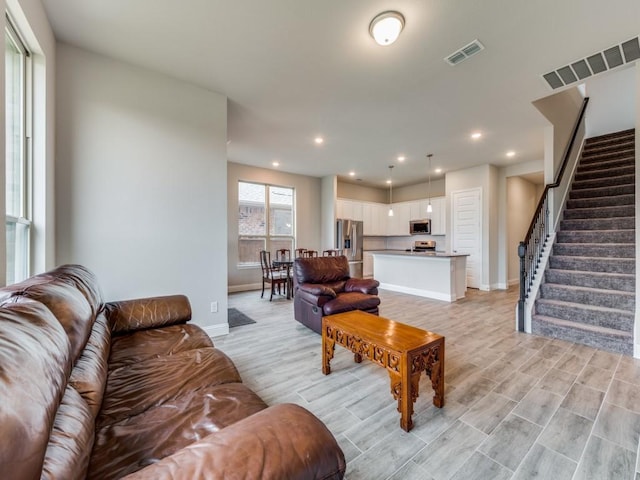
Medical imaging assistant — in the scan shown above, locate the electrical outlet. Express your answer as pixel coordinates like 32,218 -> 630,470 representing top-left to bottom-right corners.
210,301 -> 218,313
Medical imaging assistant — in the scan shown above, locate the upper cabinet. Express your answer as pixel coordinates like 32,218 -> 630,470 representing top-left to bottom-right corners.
338,196 -> 446,236
336,199 -> 363,221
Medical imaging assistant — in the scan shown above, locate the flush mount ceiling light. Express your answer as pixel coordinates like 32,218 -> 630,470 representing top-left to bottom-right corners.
369,11 -> 405,46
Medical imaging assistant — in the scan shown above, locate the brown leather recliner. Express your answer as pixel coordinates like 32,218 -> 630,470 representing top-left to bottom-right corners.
293,255 -> 380,333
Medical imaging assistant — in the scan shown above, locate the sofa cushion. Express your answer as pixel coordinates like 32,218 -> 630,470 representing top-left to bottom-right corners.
69,313 -> 111,419
0,298 -> 72,480
89,383 -> 268,480
41,386 -> 95,480
294,256 -> 350,284
107,295 -> 192,335
98,347 -> 242,427
323,292 -> 381,316
108,323 -> 213,370
17,281 -> 95,363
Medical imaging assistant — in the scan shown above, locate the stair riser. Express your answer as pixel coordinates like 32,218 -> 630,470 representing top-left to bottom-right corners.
566,194 -> 635,209
560,218 -> 635,230
563,205 -> 635,219
577,156 -> 635,172
540,284 -> 635,310
556,231 -> 635,243
585,129 -> 635,144
575,165 -> 635,182
545,270 -> 635,292
569,184 -> 635,199
553,244 -> 635,258
572,175 -> 635,190
535,302 -> 634,331
549,256 -> 635,274
531,319 -> 633,356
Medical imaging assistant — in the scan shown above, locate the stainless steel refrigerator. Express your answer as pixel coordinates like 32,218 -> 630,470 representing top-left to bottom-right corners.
336,219 -> 363,278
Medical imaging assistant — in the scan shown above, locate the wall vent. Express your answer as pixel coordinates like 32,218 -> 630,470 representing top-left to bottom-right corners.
445,39 -> 485,66
542,36 -> 640,90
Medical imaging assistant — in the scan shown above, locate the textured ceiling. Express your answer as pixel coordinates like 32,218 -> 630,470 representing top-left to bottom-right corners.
40,0 -> 639,187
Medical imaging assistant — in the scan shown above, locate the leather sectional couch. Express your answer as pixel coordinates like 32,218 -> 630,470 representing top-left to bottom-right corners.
0,265 -> 345,479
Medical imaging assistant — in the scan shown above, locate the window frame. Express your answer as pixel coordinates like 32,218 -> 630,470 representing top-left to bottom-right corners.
5,15 -> 33,284
237,181 -> 295,268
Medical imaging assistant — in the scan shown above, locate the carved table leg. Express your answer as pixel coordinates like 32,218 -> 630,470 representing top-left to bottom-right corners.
426,339 -> 445,408
322,327 -> 335,375
354,352 -> 362,363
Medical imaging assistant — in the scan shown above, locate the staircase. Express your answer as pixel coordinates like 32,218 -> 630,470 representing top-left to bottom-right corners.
532,128 -> 636,355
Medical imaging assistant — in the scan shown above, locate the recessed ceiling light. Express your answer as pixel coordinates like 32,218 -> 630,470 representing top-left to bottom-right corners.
435,168 -> 442,173
349,171 -> 355,176
386,179 -> 392,184
397,155 -> 406,162
471,132 -> 482,140
272,161 -> 280,167
314,136 -> 324,145
506,151 -> 516,157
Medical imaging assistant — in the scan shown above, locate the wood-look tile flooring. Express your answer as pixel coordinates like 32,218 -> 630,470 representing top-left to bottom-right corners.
218,288 -> 640,480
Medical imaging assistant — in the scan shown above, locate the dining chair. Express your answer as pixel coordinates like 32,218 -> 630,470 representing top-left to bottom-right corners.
275,248 -> 291,262
304,250 -> 318,257
295,248 -> 307,258
259,250 -> 289,301
323,249 -> 341,256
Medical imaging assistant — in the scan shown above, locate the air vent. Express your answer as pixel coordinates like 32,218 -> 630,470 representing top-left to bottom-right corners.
542,36 -> 640,90
445,39 -> 485,66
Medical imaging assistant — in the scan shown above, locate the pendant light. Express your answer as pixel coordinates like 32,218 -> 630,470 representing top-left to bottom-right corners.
388,165 -> 394,217
426,154 -> 433,214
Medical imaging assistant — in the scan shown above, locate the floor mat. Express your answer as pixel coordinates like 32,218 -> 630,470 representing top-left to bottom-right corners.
228,308 -> 257,328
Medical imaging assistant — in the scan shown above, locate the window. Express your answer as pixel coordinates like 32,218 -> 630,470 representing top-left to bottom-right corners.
5,18 -> 31,284
238,181 -> 294,266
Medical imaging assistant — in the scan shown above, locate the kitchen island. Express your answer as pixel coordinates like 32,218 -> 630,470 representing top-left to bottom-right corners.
371,251 -> 468,302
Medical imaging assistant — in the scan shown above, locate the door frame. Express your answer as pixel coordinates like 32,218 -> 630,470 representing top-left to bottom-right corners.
451,187 -> 483,289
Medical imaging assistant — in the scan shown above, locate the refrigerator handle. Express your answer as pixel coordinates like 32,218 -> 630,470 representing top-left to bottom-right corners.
336,220 -> 342,250
352,223 -> 357,259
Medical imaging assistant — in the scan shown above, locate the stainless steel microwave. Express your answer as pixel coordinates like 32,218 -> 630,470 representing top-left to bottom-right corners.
410,219 -> 431,235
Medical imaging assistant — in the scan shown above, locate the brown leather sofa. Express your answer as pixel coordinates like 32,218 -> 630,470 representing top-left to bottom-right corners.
293,256 -> 380,333
0,265 -> 345,480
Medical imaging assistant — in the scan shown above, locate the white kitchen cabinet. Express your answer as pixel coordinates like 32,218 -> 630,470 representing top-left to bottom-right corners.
387,202 -> 411,236
363,252 -> 374,277
363,202 -> 385,236
409,201 -> 423,220
336,199 -> 363,221
430,196 -> 447,235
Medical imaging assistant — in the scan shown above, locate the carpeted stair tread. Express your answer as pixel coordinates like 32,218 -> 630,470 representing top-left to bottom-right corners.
535,299 -> 634,332
575,165 -> 635,182
572,173 -> 635,190
536,298 -> 634,317
553,243 -> 635,258
563,205 -> 635,219
569,184 -> 635,199
549,255 -> 635,274
540,283 -> 635,310
556,230 -> 635,243
566,194 -> 635,209
545,268 -> 635,292
560,217 -> 635,230
531,315 -> 633,356
581,148 -> 635,163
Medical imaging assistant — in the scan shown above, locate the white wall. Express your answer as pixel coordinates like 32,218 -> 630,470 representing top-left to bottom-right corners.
55,44 -> 228,335
586,66 -> 636,138
507,177 -> 538,284
321,175 -> 337,252
227,162 -> 321,290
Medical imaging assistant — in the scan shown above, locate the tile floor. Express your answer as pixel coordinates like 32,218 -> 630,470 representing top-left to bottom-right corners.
217,287 -> 640,480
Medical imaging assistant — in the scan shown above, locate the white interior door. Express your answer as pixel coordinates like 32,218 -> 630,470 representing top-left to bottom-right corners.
452,188 -> 482,289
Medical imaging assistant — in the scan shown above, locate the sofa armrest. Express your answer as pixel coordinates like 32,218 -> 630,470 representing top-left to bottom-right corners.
345,278 -> 380,295
121,404 -> 346,480
298,283 -> 337,298
106,294 -> 191,335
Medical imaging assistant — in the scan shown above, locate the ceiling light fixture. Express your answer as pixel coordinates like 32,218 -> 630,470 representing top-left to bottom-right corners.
426,154 -> 433,214
435,168 -> 442,174
272,161 -> 280,167
506,151 -> 516,157
369,11 -> 405,46
314,136 -> 324,145
397,155 -> 406,162
388,165 -> 394,217
349,171 -> 356,176
471,132 -> 482,140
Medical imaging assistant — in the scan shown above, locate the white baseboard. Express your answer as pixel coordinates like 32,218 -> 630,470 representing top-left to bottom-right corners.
379,283 -> 456,302
228,283 -> 261,293
203,323 -> 229,337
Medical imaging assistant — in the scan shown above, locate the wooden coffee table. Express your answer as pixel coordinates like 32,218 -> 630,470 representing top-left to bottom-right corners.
322,310 -> 444,432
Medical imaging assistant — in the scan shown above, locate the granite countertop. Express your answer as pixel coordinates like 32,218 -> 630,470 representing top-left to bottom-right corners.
367,250 -> 469,258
